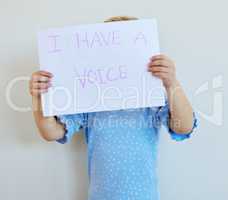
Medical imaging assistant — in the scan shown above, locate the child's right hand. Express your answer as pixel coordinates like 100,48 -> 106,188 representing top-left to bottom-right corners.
29,70 -> 53,97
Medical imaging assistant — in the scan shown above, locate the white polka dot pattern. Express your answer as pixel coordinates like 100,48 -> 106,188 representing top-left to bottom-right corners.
56,104 -> 196,200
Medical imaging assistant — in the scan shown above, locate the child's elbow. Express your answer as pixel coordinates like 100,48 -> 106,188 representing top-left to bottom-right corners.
169,121 -> 193,134
172,127 -> 192,135
170,117 -> 195,134
39,130 -> 60,142
42,135 -> 56,142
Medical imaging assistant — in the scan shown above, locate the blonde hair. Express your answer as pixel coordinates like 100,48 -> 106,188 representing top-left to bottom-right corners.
104,16 -> 138,22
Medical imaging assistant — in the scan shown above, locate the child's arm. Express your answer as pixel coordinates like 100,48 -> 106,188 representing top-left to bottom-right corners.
30,71 -> 65,141
165,80 -> 194,133
148,54 -> 194,134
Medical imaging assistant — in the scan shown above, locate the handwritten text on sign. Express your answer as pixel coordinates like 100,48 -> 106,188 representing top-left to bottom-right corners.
38,19 -> 165,116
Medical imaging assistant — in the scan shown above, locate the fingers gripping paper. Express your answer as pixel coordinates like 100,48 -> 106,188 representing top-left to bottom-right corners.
38,19 -> 165,116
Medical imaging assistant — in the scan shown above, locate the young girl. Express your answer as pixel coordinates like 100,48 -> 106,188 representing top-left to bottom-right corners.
30,16 -> 198,200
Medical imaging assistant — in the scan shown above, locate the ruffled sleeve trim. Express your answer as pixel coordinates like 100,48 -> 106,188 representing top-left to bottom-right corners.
168,112 -> 198,142
55,115 -> 83,144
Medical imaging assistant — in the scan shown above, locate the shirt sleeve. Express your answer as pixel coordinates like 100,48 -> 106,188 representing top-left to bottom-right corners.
55,113 -> 87,144
155,101 -> 198,142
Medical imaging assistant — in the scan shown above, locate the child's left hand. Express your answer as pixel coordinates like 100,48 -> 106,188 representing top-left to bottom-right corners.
147,54 -> 178,89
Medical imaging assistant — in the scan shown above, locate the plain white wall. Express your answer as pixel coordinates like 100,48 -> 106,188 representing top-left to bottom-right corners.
1,0 -> 227,200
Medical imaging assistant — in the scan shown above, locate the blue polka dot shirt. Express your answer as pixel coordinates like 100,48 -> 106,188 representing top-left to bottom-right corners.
56,102 -> 198,200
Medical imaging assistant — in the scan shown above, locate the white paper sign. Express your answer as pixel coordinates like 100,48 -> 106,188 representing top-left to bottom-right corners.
38,19 -> 165,116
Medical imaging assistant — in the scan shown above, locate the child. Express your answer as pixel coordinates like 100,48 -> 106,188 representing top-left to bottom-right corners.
30,16 -> 198,200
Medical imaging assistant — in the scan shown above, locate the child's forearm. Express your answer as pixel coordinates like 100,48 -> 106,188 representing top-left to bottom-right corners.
166,80 -> 194,134
32,96 -> 65,141
147,54 -> 194,134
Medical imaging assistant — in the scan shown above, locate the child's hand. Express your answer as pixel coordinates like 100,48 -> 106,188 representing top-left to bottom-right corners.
147,54 -> 178,89
29,70 -> 53,97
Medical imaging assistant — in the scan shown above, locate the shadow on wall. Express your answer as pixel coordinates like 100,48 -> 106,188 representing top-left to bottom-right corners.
2,48 -> 89,199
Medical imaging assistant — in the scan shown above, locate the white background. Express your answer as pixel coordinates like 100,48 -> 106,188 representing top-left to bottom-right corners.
0,0 -> 227,200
